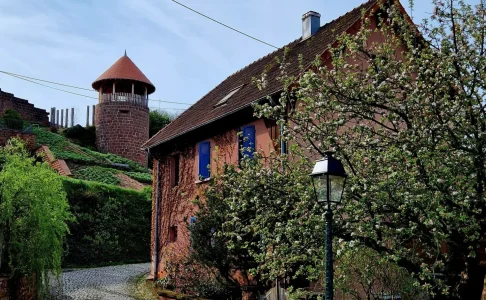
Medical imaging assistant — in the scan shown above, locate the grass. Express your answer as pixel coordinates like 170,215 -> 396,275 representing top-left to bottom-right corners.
131,273 -> 159,300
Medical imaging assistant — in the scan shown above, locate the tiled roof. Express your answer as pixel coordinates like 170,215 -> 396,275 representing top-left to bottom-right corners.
92,53 -> 156,94
143,0 -> 378,149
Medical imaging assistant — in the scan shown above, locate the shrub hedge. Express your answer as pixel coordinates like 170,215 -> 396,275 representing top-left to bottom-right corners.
62,178 -> 152,267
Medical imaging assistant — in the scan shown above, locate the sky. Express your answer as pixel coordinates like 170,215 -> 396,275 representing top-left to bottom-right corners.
0,0 -> 456,125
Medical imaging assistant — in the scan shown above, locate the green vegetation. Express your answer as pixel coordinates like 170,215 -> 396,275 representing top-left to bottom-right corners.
62,178 -> 151,267
0,139 -> 73,298
34,127 -> 150,176
72,166 -> 120,185
246,1 -> 486,298
62,125 -> 96,149
125,171 -> 153,183
1,109 -> 24,130
149,110 -> 177,137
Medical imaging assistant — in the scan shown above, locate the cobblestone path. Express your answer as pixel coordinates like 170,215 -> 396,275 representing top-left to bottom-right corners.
50,263 -> 150,300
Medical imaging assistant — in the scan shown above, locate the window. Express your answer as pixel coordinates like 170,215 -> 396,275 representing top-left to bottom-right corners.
170,154 -> 180,187
265,119 -> 285,154
214,85 -> 244,107
238,125 -> 256,162
189,216 -> 197,226
198,141 -> 211,179
168,226 -> 177,243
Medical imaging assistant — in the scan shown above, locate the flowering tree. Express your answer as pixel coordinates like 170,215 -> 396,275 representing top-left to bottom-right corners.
252,0 -> 486,299
190,154 -> 323,295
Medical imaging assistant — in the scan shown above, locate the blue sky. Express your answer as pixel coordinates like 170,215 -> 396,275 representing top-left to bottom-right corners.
0,0 -> 448,124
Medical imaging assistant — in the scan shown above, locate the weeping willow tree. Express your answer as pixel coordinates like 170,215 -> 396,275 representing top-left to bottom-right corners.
0,139 -> 73,298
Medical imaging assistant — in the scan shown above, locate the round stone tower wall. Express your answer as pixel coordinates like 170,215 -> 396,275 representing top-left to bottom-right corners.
95,102 -> 149,166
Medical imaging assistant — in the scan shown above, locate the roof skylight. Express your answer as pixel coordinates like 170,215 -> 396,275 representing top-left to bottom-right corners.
214,85 -> 244,107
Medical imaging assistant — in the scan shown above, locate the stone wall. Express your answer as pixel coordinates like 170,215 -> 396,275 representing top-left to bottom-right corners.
0,89 -> 49,126
0,129 -> 36,150
0,275 -> 36,300
95,102 -> 149,166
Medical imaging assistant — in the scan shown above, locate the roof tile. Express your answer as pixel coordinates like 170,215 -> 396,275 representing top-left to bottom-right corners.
92,54 -> 155,94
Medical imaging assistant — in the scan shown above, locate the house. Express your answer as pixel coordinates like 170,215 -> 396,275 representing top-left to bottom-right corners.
142,0 -> 412,288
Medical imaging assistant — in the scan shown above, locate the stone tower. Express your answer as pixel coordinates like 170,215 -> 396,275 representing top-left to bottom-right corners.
92,52 -> 155,166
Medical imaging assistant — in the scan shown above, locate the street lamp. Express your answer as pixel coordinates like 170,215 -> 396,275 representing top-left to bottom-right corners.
310,151 -> 347,300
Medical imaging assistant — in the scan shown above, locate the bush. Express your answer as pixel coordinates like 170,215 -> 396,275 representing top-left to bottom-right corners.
62,178 -> 152,267
2,109 -> 24,130
156,247 -> 238,299
63,125 -> 96,149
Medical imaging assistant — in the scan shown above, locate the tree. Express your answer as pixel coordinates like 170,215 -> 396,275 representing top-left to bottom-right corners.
149,110 -> 178,137
0,139 -> 73,298
252,0 -> 486,298
192,151 -> 423,299
191,153 -> 328,297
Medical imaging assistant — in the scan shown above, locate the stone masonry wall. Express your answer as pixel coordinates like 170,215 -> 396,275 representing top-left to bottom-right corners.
95,102 -> 149,166
0,130 -> 36,150
0,89 -> 49,126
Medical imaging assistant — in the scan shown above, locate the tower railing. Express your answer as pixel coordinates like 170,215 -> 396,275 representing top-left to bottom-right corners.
100,93 -> 148,106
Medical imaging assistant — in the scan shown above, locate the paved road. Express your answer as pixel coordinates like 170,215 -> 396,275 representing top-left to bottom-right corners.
50,263 -> 150,300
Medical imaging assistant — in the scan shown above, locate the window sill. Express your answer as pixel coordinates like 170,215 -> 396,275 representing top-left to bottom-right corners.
195,178 -> 211,184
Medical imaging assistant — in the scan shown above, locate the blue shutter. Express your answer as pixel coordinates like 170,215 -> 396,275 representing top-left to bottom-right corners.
198,141 -> 211,179
190,216 -> 197,226
242,125 -> 256,159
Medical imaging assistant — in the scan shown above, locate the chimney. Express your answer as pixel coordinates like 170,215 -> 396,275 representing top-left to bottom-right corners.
302,11 -> 321,40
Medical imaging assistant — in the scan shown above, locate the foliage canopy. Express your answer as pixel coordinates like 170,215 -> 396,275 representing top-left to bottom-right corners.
0,139 -> 73,298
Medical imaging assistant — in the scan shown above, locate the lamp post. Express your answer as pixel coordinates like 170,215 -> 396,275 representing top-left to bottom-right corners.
310,151 -> 347,300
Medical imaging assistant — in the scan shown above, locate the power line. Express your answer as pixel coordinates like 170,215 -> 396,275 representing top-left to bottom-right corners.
171,0 -> 278,49
0,71 -> 212,112
4,72 -> 99,100
1,70 -> 192,106
0,71 -> 93,91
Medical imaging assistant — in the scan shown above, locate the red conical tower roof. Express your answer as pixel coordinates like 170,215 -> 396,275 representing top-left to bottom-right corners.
92,52 -> 155,94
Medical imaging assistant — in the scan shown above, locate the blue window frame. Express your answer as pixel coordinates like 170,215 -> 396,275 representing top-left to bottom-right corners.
198,141 -> 211,179
238,125 -> 256,162
189,216 -> 197,226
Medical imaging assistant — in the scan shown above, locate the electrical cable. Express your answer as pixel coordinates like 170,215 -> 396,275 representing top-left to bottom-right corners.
171,0 -> 278,49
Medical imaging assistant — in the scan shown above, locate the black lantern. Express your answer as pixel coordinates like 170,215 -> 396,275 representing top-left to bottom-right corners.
309,151 -> 347,300
310,151 -> 347,205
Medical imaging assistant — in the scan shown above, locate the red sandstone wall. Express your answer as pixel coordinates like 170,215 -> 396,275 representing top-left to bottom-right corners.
94,102 -> 149,166
0,276 -> 36,300
0,130 -> 36,150
150,119 -> 276,277
0,89 -> 49,126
